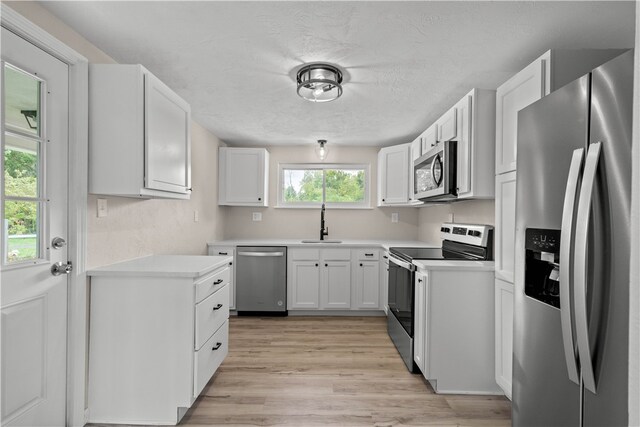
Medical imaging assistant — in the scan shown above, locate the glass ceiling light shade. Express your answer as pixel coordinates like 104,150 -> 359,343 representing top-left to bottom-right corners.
316,140 -> 329,161
297,63 -> 343,103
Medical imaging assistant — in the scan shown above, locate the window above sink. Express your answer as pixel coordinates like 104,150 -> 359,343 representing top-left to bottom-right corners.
277,163 -> 370,209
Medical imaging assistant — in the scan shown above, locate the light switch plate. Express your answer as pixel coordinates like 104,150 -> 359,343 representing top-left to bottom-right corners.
97,198 -> 108,218
252,212 -> 262,221
391,212 -> 399,223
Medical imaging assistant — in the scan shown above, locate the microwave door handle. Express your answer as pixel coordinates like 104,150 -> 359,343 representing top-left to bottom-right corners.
574,141 -> 602,394
559,148 -> 584,385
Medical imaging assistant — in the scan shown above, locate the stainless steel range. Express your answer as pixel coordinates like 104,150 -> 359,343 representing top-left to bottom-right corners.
387,223 -> 493,372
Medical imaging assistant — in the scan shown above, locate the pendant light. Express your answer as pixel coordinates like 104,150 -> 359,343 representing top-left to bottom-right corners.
316,140 -> 329,161
297,63 -> 343,103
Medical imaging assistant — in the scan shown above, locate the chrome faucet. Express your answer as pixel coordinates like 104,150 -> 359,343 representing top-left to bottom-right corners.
320,203 -> 329,240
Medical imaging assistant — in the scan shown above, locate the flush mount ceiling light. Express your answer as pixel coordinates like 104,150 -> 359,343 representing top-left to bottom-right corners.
316,140 -> 329,161
296,63 -> 343,103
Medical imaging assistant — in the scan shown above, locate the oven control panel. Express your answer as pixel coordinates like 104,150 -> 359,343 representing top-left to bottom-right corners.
440,223 -> 493,247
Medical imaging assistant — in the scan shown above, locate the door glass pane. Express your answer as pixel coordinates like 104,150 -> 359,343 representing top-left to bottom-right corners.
282,169 -> 323,203
4,65 -> 41,136
325,169 -> 365,203
4,201 -> 39,263
4,133 -> 39,198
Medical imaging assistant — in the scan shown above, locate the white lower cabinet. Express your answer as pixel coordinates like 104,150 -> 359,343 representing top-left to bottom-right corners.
381,252 -> 390,314
208,245 -> 236,309
412,266 -> 500,394
288,248 -> 381,311
495,278 -> 514,399
87,261 -> 231,425
413,271 -> 428,372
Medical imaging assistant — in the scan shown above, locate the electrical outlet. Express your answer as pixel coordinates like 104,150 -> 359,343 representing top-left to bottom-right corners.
252,212 -> 262,221
194,210 -> 199,222
97,198 -> 108,218
391,212 -> 399,223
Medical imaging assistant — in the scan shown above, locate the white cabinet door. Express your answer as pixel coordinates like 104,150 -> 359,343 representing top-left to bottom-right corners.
219,148 -> 268,206
454,94 -> 473,196
144,72 -> 191,194
495,278 -> 514,399
321,261 -> 351,309
289,261 -> 320,309
495,56 -> 547,175
421,123 -> 438,154
495,171 -> 517,282
413,271 -> 427,372
353,261 -> 380,309
438,106 -> 457,143
409,139 -> 421,202
378,144 -> 410,205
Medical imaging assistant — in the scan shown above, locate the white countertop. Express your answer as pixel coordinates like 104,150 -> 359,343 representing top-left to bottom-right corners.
88,255 -> 233,278
208,238 -> 437,251
413,259 -> 495,271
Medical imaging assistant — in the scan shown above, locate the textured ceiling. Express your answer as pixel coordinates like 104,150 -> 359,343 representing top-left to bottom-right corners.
41,1 -> 635,147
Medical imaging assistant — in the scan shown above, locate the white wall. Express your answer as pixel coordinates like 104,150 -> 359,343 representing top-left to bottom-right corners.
223,145 -> 421,240
6,1 -> 227,269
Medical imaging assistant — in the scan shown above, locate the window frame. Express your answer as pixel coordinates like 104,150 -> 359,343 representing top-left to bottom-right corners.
277,163 -> 371,209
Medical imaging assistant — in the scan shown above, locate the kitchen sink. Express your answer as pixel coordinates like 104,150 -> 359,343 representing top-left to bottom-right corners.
300,239 -> 343,244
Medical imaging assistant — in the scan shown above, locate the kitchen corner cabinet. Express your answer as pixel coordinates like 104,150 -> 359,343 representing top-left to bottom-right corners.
208,246 -> 236,310
353,250 -> 380,309
87,257 -> 231,425
495,49 -> 627,175
218,147 -> 269,206
89,64 -> 191,199
495,278 -> 514,399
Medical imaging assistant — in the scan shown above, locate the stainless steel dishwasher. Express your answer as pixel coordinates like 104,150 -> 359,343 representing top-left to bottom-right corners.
235,246 -> 287,315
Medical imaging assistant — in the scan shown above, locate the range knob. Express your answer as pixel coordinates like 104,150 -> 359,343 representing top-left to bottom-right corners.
468,230 -> 482,237
441,227 -> 451,233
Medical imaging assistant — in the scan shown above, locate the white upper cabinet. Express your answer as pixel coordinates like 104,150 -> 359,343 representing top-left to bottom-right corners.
495,53 -> 548,175
89,64 -> 191,199
455,89 -> 496,200
378,143 -> 410,206
218,147 -> 269,206
496,49 -> 627,175
438,106 -> 457,143
420,123 -> 438,154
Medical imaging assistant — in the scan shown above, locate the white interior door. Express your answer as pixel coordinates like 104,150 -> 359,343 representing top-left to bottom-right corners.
1,27 -> 69,426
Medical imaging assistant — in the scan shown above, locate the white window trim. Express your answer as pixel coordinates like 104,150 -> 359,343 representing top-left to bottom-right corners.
277,163 -> 371,209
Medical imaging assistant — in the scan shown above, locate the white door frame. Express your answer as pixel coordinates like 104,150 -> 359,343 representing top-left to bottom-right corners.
1,5 -> 88,426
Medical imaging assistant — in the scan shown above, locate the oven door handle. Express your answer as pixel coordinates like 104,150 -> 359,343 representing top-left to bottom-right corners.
389,255 -> 416,272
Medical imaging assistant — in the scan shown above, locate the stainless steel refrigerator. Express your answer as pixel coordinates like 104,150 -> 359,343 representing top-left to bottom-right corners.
513,50 -> 633,426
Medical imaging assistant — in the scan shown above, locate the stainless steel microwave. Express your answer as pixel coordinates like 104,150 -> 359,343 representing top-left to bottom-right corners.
413,141 -> 457,201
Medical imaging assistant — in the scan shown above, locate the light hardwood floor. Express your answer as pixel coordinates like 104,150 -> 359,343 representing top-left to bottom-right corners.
181,316 -> 511,426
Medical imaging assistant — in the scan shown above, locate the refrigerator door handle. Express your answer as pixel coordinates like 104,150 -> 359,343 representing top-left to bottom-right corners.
574,141 -> 602,394
559,148 -> 584,385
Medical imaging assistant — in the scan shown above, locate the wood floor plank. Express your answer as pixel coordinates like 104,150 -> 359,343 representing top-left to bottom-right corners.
179,316 -> 511,426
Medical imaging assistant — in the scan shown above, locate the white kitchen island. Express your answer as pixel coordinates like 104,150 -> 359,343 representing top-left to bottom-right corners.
87,255 -> 232,425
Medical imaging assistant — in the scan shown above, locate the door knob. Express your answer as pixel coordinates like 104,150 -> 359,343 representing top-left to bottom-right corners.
51,237 -> 66,249
51,261 -> 73,276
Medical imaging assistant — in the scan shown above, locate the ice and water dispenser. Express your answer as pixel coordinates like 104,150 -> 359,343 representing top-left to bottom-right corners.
525,228 -> 561,308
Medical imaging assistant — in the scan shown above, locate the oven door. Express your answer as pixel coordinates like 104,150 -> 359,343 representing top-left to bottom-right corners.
388,255 -> 415,337
414,140 -> 457,201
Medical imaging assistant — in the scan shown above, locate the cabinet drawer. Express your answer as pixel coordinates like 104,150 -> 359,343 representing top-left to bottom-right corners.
290,249 -> 320,261
195,284 -> 230,350
354,249 -> 379,261
194,320 -> 228,398
208,246 -> 234,257
322,249 -> 351,261
195,267 -> 230,303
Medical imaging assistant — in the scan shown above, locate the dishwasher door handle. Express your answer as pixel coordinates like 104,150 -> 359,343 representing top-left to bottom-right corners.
237,251 -> 285,257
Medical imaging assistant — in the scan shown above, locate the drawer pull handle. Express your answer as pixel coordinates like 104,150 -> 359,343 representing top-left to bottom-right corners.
365,253 -> 374,256
213,304 -> 223,311
212,342 -> 222,351
214,279 -> 224,285
383,255 -> 388,259
219,252 -> 228,255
